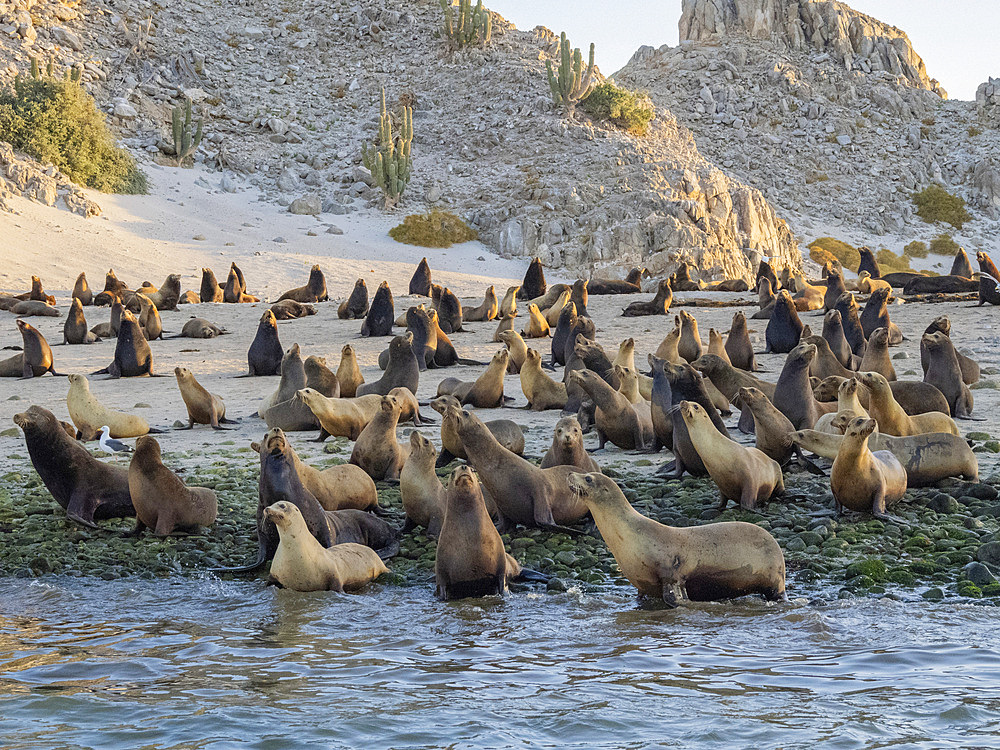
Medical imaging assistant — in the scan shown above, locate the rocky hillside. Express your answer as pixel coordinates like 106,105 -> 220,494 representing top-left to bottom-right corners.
0,0 -> 800,281
617,0 -> 1000,253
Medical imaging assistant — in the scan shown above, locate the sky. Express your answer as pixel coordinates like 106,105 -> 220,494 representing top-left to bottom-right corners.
488,0 -> 997,101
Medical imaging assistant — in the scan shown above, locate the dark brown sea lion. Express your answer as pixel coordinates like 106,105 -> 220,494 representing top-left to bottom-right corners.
92,310 -> 155,378
245,309 -> 282,376
64,298 -> 100,344
755,258 -> 779,292
737,386 -> 802,465
951,247 -> 974,279
128,436 -> 217,535
277,264 -> 328,303
519,257 -> 546,301
304,356 -> 340,398
551,302 -> 578,367
94,269 -> 128,306
803,335 -> 853,380
772,343 -> 836,429
73,272 -> 93,306
976,252 -> 1000,306
409,257 -> 432,296
270,299 -> 316,320
622,279 -> 672,316
857,246 -> 880,279
360,281 -> 394,336
903,275 -> 978,295
200,267 -> 224,303
358,332 -> 420,397
725,311 -> 757,372
822,309 -> 855,369
671,262 -> 703,292
920,316 -> 979,385
833,292 -> 866,357
921,332 -> 974,418
859,287 -> 902,344
831,417 -> 906,517
540,416 -> 600,471
570,278 -> 589,318
13,405 -> 134,527
588,267 -> 645,295
823,267 -> 848,312
224,266 -> 257,303
437,287 -> 464,334
338,278 -> 370,319
765,290 -> 803,354
0,320 -> 60,378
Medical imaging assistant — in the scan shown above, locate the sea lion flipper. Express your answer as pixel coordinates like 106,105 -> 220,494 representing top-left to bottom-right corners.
511,567 -> 549,584
65,489 -> 99,528
662,582 -> 687,608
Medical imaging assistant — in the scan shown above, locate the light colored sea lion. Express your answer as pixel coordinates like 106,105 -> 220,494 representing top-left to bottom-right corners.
64,298 -> 100,344
270,299 -> 317,320
737,386 -> 802,464
499,285 -> 519,317
568,369 -> 651,450
349,394 -> 408,481
921,332 -> 974,418
179,318 -> 227,338
679,401 -> 783,510
521,304 -> 550,338
542,289 -> 571,326
463,285 -> 498,322
492,311 -> 516,343
857,271 -> 891,295
813,377 -> 869,434
653,320 -> 683,363
73,272 -> 93,306
265,503 -> 389,592
858,327 -> 896,381
707,328 -> 731,366
337,344 -> 364,397
400,432 -> 446,536
128,436 -> 217,535
436,349 -> 508,408
613,366 -> 654,433
174,367 -> 232,429
67,373 -> 149,440
528,283 -> 571,311
789,274 -> 824,311
136,293 -> 163,341
568,472 -> 785,604
677,310 -> 703,362
304,355 -> 340,398
295,388 -> 380,441
178,290 -> 200,304
430,394 -> 525,466
520,348 -> 567,411
858,372 -> 958,436
277,264 -> 328,303
540,416 -> 600,472
497,329 -> 528,374
831,417 -> 907,517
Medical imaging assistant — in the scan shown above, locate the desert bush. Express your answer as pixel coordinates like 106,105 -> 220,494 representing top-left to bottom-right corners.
808,246 -> 836,268
580,81 -> 654,136
807,237 -> 860,270
0,60 -> 146,193
969,126 -> 983,137
902,240 -> 928,259
929,234 -> 960,255
912,185 -> 971,229
389,210 -> 477,247
876,248 -> 914,274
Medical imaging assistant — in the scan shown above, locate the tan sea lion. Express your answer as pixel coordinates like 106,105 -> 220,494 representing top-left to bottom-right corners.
178,290 -> 200,304
858,327 -> 896,381
813,377 -> 869,434
178,318 -> 227,338
654,321 -> 683,363
803,335 -> 853,380
497,329 -> 528,374
568,472 -> 785,604
528,283 -> 571,311
430,394 -> 524,466
499,285 -> 519,317
677,310 -> 703,362
492,311 -> 516,342
857,271 -> 891,295
858,372 -> 958,436
737,386 -> 802,464
174,367 -> 232,429
707,328 -> 731,366
436,350 -> 508,408
569,369 -> 652,450
136,293 -> 163,340
270,299 -> 317,320
73,272 -> 93,306
521,304 -> 550,338
128,436 -> 217,535
11,299 -> 59,317
463,285 -> 498,322
295,388 -> 381,441
542,289 -> 572,327
304,355 -> 340,398
813,375 -> 950,417
67,373 -> 149,440
224,266 -> 258,303
64,298 -> 100,344
540,416 -> 600,472
336,344 -> 364,397
349,394 -> 408,481
520,348 -> 568,411
399,432 -> 446,536
94,269 -> 128,306
277,264 -> 328,303
831,417 -> 907,517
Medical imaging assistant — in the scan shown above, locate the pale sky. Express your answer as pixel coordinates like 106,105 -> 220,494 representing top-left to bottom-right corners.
489,1 -> 996,101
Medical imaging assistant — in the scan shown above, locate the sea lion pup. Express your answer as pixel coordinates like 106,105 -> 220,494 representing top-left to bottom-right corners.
569,370 -> 651,450
588,267 -> 646,295
497,329 -> 528,373
541,416 -> 601,472
858,328 -> 896,381
677,310 -> 703,362
304,356 -> 340,398
437,287 -> 464,333
492,311 -> 516,343
821,309 -> 855,369
856,271 -> 891,295
499,285 -> 519,317
358,332 -> 420,397
270,299 -> 317,320
127,436 -> 217,536
570,278 -> 589,318
409,257 -> 432,296
813,377 -> 869,433
858,372 -> 958,436
803,335 -> 852,380
199,267 -> 224,302
436,349 -> 508,408
143,274 -> 181,311
976,252 -> 1000,306
765,290 -> 804,353
833,292 -> 866,358
679,401 -> 783,510
430,394 -> 524,466
349,394 -> 408,482
831,416 -> 906,517
176,318 -> 227,338
772,344 -> 836,430
67,373 -> 149,440
569,472 -> 785,604
11,299 -> 59,317
541,288 -> 572,327
517,257 -> 546,300
265,503 -> 389,592
90,310 -> 155,378
360,281 -> 394,336
622,279 -> 672,317
136,294 -> 163,340
520,348 -> 568,411
521,303 -> 550,338
456,409 -> 587,530
463,285 -> 498,322
337,344 -> 364,397
13,406 -> 134,527
751,277 -> 776,320
64,298 -> 100,344
399,432 -> 447,536
920,317 -> 979,385
244,309 -> 282,376
921,332 -> 974,418
859,287 -> 901,344
823,267 -> 848,312
857,246 -> 881,279
174,367 -> 233,429
277,264 -> 328,303
338,278 -> 370,319
94,269 -> 128,306
72,272 -> 93,305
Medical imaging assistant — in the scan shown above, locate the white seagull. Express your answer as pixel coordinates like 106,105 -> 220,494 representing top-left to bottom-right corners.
98,425 -> 134,453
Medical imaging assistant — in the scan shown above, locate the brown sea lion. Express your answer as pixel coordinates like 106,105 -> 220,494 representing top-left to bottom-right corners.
200,268 -> 225,303
519,348 -> 568,410
659,359 -> 730,478
270,299 -> 317,320
337,344 -> 364,397
360,281 -> 394,336
492,311 -> 516,343
857,246 -> 880,279
588,267 -> 645,295
11,299 -> 59,317
823,267 -> 848,312
921,332 -> 974,418
295,389 -> 380,441
358,332 -> 420,397
304,356 -> 340,398
621,279 -> 672,317
541,289 -> 572,327
243,309 -> 283,377
430,394 -> 524,467
499,285 -> 519,317
672,262 -> 705,292
400,432 -> 446,536
832,293 -> 866,358
128,436 -> 217,535
822,309 -> 855,369
261,345 -> 320,432
737,386 -> 801,464
677,310 -> 703,362
772,343 -> 836,430
858,372 -> 958,436
67,373 -> 149,440
497,329 -> 528,374
527,283 -> 571,311
519,257 -> 546,301
831,417 -> 906,517
858,328 -> 896,381
64,298 -> 100,344
72,272 -> 93,305
859,287 -> 902,344
976,252 -> 1000,306
803,335 -> 853,380
94,269 -> 128,306
437,350 -> 508,408
569,472 -> 785,604
951,247 -> 974,279
278,264 -> 327,303
437,287 -> 464,334
136,294 -> 163,341
569,369 -> 652,450
0,319 -> 60,378
570,278 -> 589,318
920,317 -> 979,385
765,290 -> 803,354
338,278 -> 370,319
463,285 -> 498,322
174,367 -> 232,429
540,416 -> 600,472
224,266 -> 257,303
144,274 -> 181,311
903,275 -> 977,295
550,302 -> 578,365
349,394 -> 408,481
707,328 -> 731,366
751,277 -> 776,320
521,304 -> 550,338
178,318 -> 226,338
813,375 -> 949,417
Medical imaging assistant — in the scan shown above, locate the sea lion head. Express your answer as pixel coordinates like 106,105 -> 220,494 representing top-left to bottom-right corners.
845,416 -> 877,440
431,394 -> 461,416
824,309 -> 842,327
657,278 -> 671,294
619,337 -> 635,354
869,328 -> 889,348
648,353 -> 668,375
871,286 -> 890,305
524,348 -> 541,368
830,411 -> 859,433
262,427 -> 288,455
15,319 -> 30,333
789,342 -> 817,366
926,316 -> 950,336
678,399 -> 708,426
679,310 -> 695,325
836,292 -> 857,313
921,331 -> 946,351
567,471 -> 612,503
497,330 -> 516,345
342,343 -> 355,357
174,366 -> 192,382
260,309 -> 277,327
263,501 -> 296,529
67,373 -> 87,388
70,297 -> 83,312
491,349 -> 508,368
812,376 -> 844,403
449,464 -> 478,491
737,386 -> 766,408
857,371 -> 887,392
839,378 -> 860,400
13,405 -> 57,434
554,417 -> 583,449
858,271 -> 871,283
409,430 -> 434,456
134,435 -> 160,460
380,394 -> 400,415
294,388 -> 321,408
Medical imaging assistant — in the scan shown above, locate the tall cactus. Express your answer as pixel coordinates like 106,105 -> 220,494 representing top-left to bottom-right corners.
362,88 -> 413,209
167,98 -> 204,166
546,33 -> 596,117
439,0 -> 492,50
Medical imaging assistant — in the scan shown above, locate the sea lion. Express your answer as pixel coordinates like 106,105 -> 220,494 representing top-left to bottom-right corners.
93,269 -> 128,306
304,356 -> 340,398
520,348 -> 568,410
831,417 -> 906,517
858,327 -> 896,381
456,410 -> 587,530
707,328 -> 731,366
261,345 -> 320,432
858,371 -> 958,436
755,258 -> 779,291
813,376 -> 869,433
823,267 -> 848,312
857,246 -> 881,279
463,285 -> 498,322
497,329 -> 528,373
813,375 -> 949,416
174,367 -> 233,429
859,287 -> 901,344
400,432 -> 446,536
136,294 -> 163,340
560,315 -> 596,371
569,370 -> 651,450
541,289 -> 572,327
920,317 -> 979,385
270,299 -> 317,320
527,283 -> 571,311
679,401 -> 783,510
677,310 -> 703,363
672,262 -> 704,292
647,353 -> 674,451
180,289 -> 201,304
266,503 -> 389,592
436,287 -> 465,334
430,394 -> 524,466
337,344 -> 364,397
568,472 -> 785,604
436,349 -> 508,408
338,278 -> 370,319
519,257 -> 546,301
857,271 -> 891,295
765,290 -> 803,353
67,373 -> 149,440
13,406 -> 134,527
803,335 -> 853,380
278,264 -> 328,303
245,309 -> 282,376
224,266 -> 257,303
570,278 -> 588,318
621,279 -> 672,316
127,436 -> 217,535
950,247 -> 974,279
144,274 -> 181,311
178,318 -> 227,338
588,267 -> 645,295
751,277 -> 776,320
521,304 -> 550,338
11,299 -> 59,317
63,298 -> 100,344
921,332 -> 974,418
550,302 -> 577,366
903,275 -> 978,295
737,386 -> 803,465
72,272 -> 93,306
772,343 -> 836,430
789,274 -> 825,311
295,389 -> 380,441
692,353 -> 775,407
833,293 -> 866,357
821,309 -> 855,369
90,311 -> 154,378
349,394 -> 408,481
358,332 -> 420,397
360,281 -> 394,336
657,359 -> 729,476
409,258 -> 432,296
499,285 -> 519,317
976,252 -> 1000,306
492,311 -> 515,343
540,416 -> 600,472
200,267 -> 225,303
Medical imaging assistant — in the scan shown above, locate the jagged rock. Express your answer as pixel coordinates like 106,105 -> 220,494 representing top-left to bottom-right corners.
0,141 -> 102,217
288,194 -> 321,215
972,160 -> 1000,218
51,26 -> 83,51
978,77 -> 1000,128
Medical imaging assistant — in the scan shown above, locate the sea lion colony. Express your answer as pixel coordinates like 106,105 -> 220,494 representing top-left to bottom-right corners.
2,253 -> 996,602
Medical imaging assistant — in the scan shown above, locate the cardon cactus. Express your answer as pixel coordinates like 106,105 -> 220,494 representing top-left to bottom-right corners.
166,98 -> 203,165
546,32 -> 596,116
362,88 -> 413,209
439,0 -> 492,50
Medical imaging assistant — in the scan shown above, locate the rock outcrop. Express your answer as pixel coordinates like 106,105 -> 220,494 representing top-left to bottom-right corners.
978,78 -> 1000,129
0,142 -> 101,217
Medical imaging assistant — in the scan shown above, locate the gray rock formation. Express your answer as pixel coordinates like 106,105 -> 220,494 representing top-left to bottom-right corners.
978,78 -> 1000,129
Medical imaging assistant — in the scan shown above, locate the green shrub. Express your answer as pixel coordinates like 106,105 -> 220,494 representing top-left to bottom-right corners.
876,248 -> 914,274
807,237 -> 860,270
389,210 -> 477,247
808,246 -> 836,268
0,64 -> 146,193
580,81 -> 655,136
969,126 -> 983,137
902,240 -> 928,259
912,185 -> 971,229
929,234 -> 960,255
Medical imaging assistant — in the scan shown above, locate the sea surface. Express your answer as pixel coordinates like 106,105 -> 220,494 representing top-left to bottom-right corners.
1,578 -> 999,749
